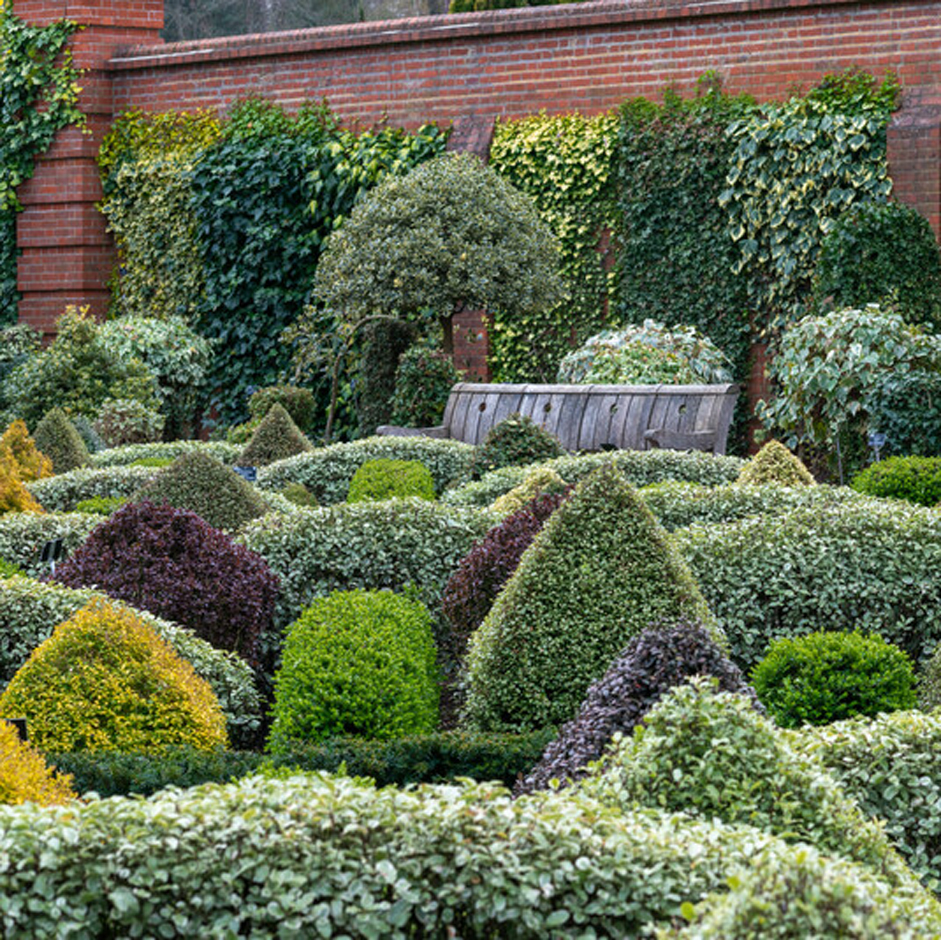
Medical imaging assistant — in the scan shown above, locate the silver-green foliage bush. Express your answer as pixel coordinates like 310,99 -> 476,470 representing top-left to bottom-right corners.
639,481 -> 864,531
442,449 -> 745,507
239,500 -> 498,635
91,440 -> 239,468
257,436 -> 475,505
674,501 -> 941,669
579,679 -> 920,896
0,512 -> 101,577
269,590 -> 439,750
3,772 -> 936,938
463,465 -> 718,732
0,576 -> 260,742
27,465 -> 157,513
790,709 -> 941,890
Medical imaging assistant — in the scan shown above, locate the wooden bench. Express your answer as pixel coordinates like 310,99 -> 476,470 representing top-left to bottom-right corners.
377,382 -> 740,455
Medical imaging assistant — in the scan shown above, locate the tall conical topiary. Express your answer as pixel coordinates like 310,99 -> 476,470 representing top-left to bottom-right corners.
736,439 -> 815,486
132,451 -> 270,532
31,408 -> 89,474
462,463 -> 719,732
236,403 -> 312,468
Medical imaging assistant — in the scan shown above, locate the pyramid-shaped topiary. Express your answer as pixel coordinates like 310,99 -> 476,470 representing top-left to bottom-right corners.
462,462 -> 719,732
0,420 -> 52,482
736,439 -> 815,486
0,718 -> 75,806
31,408 -> 89,474
236,403 -> 313,468
132,451 -> 270,531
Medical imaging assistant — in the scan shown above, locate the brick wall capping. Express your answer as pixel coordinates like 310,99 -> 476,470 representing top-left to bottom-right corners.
108,0 -> 881,70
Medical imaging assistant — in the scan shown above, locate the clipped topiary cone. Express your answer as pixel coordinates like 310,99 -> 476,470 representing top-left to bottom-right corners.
236,402 -> 313,468
132,450 -> 271,531
0,599 -> 228,753
0,420 -> 52,482
462,462 -> 721,732
31,408 -> 90,474
736,439 -> 815,487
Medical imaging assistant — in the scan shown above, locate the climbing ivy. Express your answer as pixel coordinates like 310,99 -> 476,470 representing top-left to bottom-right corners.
488,111 -> 618,381
0,2 -> 84,325
616,81 -> 757,453
720,71 -> 899,328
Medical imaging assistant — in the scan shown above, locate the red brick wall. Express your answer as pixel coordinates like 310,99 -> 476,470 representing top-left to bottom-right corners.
13,0 -> 941,375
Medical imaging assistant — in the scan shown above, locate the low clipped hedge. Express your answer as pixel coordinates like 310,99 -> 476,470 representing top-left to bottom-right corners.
257,436 -> 476,504
2,774 -> 935,938
640,481 -> 865,531
442,449 -> 745,507
674,501 -> 941,669
0,512 -> 100,578
51,731 -> 554,798
90,440 -> 239,468
0,576 -> 261,745
27,465 -> 157,513
790,708 -> 941,889
238,499 -> 498,637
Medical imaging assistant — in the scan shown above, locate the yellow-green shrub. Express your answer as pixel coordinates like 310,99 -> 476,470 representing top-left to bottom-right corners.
0,455 -> 43,515
490,467 -> 569,516
0,600 -> 228,753
0,420 -> 51,482
0,720 -> 75,806
736,439 -> 815,486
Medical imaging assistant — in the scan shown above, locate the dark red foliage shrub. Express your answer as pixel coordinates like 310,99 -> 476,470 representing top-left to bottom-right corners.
52,500 -> 279,666
514,617 -> 763,796
440,488 -> 572,668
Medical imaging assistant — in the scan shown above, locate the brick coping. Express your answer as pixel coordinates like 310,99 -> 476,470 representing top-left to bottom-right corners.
109,0 -> 878,70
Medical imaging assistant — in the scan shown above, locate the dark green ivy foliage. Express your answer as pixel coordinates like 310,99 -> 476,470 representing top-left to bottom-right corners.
616,82 -> 757,453
0,5 -> 84,325
186,99 -> 448,424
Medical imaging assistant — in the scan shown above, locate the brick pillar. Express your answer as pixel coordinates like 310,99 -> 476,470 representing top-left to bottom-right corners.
887,90 -> 941,242
13,0 -> 164,337
452,309 -> 491,381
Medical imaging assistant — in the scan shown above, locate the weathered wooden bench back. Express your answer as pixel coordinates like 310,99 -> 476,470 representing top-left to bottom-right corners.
379,382 -> 739,455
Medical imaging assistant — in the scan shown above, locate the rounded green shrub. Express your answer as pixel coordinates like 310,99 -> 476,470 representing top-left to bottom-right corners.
257,436 -> 475,505
129,457 -> 174,468
269,589 -> 439,749
462,463 -> 719,732
0,558 -> 23,578
132,451 -> 271,532
751,630 -> 917,728
813,199 -> 941,330
236,402 -> 312,468
469,413 -> 565,479
0,599 -> 228,753
674,501 -> 941,670
280,482 -> 316,508
851,454 -> 941,507
31,407 -> 90,474
346,458 -> 435,503
736,439 -> 815,486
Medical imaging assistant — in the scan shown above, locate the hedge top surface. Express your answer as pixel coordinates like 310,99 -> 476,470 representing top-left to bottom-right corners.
462,463 -> 719,732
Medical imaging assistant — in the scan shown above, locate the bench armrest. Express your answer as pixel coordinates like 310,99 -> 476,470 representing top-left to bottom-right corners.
376,424 -> 449,439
